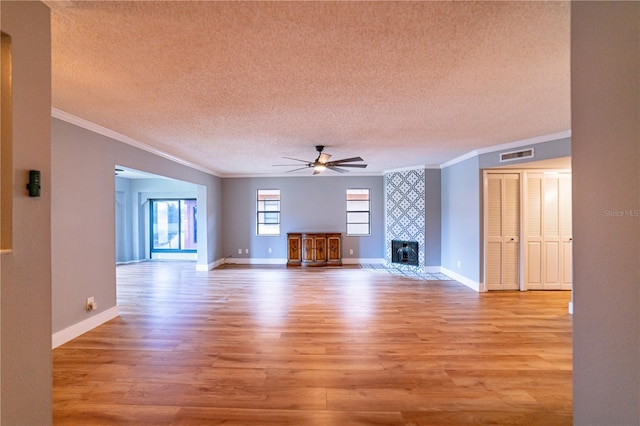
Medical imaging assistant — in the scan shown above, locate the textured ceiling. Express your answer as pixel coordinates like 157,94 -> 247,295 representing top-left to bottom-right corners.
48,1 -> 570,176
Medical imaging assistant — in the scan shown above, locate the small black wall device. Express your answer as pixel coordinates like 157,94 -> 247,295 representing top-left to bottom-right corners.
26,170 -> 40,197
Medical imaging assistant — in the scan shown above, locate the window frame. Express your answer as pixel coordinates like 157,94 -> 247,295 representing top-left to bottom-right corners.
150,198 -> 197,253
346,188 -> 371,236
257,189 -> 281,236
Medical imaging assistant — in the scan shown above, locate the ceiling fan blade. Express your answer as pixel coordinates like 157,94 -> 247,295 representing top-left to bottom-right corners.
330,163 -> 368,168
327,166 -> 349,173
282,156 -> 312,163
273,164 -> 309,167
327,156 -> 363,164
285,167 -> 311,173
318,153 -> 331,163
312,169 -> 323,175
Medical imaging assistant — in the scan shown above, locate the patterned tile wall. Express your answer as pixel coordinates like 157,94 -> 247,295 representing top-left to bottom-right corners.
385,168 -> 426,270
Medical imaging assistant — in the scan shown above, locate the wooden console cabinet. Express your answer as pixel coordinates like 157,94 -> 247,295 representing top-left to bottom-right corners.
287,232 -> 341,267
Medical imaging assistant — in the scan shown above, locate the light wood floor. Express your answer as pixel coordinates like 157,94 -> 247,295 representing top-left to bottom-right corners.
53,262 -> 572,425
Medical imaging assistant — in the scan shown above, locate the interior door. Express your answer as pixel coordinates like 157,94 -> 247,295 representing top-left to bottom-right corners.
525,172 -> 572,290
485,173 -> 521,290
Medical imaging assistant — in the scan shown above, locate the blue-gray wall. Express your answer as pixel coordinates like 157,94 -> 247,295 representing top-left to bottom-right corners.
115,176 -> 199,263
441,156 -> 481,282
52,118 -> 222,335
441,137 -> 572,287
479,137 -> 571,168
221,175 -> 385,262
425,168 -> 442,266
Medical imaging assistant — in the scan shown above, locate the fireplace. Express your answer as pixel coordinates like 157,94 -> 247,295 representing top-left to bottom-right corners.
391,240 -> 419,266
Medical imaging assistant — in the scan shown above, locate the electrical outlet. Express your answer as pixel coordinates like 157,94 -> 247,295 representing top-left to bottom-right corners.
245,249 -> 249,254
238,249 -> 242,254
349,249 -> 354,255
457,260 -> 461,268
268,247 -> 272,253
86,297 -> 97,312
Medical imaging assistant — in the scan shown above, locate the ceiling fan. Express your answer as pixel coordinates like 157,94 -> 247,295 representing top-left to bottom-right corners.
274,145 -> 367,175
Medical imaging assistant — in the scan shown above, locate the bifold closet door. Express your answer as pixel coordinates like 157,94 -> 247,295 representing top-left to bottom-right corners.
525,173 -> 572,290
486,173 -> 520,290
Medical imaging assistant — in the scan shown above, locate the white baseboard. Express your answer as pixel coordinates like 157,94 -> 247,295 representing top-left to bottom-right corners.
440,267 -> 484,292
224,257 -> 288,265
115,259 -> 146,265
52,306 -> 120,349
196,261 -> 216,271
218,257 -> 387,266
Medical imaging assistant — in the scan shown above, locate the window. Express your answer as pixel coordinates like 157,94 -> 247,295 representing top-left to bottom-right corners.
346,189 -> 370,235
257,189 -> 280,235
151,199 -> 197,252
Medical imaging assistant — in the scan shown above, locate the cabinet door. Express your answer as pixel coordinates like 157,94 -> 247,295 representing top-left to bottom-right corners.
328,235 -> 341,261
287,234 -> 301,264
315,236 -> 327,262
327,234 -> 342,266
302,236 -> 314,262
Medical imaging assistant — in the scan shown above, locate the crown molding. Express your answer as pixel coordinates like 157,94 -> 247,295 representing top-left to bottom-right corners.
439,150 -> 480,169
52,107 -> 571,178
51,108 -> 220,177
440,130 -> 572,169
474,130 -> 572,155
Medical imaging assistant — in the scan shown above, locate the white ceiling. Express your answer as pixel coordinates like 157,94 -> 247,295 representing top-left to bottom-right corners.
48,1 -> 571,177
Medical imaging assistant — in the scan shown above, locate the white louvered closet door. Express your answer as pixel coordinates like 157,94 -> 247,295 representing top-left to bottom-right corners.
525,173 -> 572,290
486,173 -> 520,290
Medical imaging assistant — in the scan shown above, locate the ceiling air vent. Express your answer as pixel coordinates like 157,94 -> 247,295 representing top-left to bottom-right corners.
499,148 -> 534,163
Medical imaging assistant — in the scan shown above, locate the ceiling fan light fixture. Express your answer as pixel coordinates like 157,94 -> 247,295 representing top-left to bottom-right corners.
274,146 -> 367,175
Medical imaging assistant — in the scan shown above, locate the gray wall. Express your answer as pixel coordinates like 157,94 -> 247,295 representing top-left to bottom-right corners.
115,176 -> 199,263
52,118 -> 222,335
572,2 -> 640,424
115,177 -> 133,262
441,137 -> 572,287
425,168 -> 442,266
221,175 -> 385,262
478,137 -> 571,169
441,156 -> 481,282
0,2 -> 52,424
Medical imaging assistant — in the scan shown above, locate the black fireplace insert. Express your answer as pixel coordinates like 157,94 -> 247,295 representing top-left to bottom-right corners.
391,239 -> 419,266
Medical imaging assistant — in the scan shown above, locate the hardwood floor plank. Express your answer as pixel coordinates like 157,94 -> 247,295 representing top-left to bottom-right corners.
213,352 -> 385,371
173,407 -> 406,426
401,410 -> 572,426
86,364 -> 269,387
53,262 -> 572,424
121,383 -> 327,410
54,403 -> 181,425
264,368 -> 454,389
379,354 -> 569,371
327,387 -> 539,412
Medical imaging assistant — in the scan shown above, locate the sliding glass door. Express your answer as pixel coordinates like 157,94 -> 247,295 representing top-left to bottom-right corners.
151,199 -> 197,253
